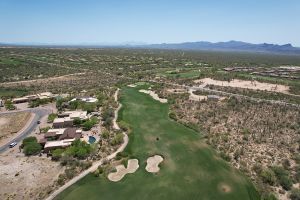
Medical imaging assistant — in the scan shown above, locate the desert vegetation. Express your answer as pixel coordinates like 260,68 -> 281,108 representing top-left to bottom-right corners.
167,89 -> 300,199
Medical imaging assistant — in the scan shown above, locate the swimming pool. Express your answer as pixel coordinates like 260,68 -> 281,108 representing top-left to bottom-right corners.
88,136 -> 96,144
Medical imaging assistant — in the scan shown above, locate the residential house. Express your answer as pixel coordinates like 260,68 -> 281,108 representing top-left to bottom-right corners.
53,117 -> 73,128
42,128 -> 83,152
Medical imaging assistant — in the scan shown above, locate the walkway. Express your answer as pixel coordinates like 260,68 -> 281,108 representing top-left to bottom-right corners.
45,88 -> 128,200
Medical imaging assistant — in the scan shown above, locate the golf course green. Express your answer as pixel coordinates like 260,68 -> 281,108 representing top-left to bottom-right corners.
55,85 -> 260,200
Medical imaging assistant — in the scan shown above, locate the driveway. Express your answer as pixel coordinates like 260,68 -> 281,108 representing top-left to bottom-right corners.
0,108 -> 51,153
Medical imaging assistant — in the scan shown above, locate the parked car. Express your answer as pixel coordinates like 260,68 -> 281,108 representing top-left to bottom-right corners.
37,120 -> 41,124
9,142 -> 17,148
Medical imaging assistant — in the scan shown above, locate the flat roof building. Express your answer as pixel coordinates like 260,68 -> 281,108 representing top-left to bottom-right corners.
42,128 -> 82,152
44,139 -> 75,152
53,117 -> 73,128
59,111 -> 88,120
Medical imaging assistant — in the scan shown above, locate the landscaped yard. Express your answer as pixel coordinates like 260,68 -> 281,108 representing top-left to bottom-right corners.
55,85 -> 259,200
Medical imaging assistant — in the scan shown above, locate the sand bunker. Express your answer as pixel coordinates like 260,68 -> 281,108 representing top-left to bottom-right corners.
108,159 -> 139,182
128,84 -> 137,88
146,155 -> 164,173
189,89 -> 207,101
139,90 -> 168,103
194,78 -> 290,94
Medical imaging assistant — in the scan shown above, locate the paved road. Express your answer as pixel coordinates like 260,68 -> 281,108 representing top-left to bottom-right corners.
0,108 -> 51,153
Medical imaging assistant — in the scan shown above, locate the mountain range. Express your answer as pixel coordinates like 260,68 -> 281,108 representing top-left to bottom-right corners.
1,41 -> 300,55
137,41 -> 300,55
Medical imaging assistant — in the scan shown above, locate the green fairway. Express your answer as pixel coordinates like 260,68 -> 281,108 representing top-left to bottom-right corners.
55,85 -> 260,200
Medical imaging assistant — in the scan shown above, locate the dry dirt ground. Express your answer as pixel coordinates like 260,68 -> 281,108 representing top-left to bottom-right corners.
0,103 -> 62,200
0,73 -> 85,88
194,78 -> 290,94
0,112 -> 32,146
0,149 -> 64,200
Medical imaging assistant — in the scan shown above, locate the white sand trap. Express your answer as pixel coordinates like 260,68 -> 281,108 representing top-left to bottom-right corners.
194,78 -> 290,94
146,155 -> 164,173
108,159 -> 139,182
127,84 -> 137,88
139,89 -> 168,103
189,89 -> 207,101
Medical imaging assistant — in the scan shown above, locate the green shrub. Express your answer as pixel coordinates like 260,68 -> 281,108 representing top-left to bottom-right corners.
290,188 -> 300,200
262,193 -> 278,200
260,168 -> 276,186
22,136 -> 42,156
63,139 -> 93,159
40,126 -> 51,133
102,130 -> 110,139
219,152 -> 231,162
57,174 -> 66,186
82,117 -> 99,131
4,100 -> 16,110
110,133 -> 123,146
169,112 -> 177,121
73,117 -> 82,126
47,113 -> 57,123
65,168 -> 75,179
295,166 -> 300,182
52,149 -> 65,161
22,136 -> 37,147
23,142 -> 42,156
118,120 -> 131,132
82,120 -> 94,131
271,166 -> 292,190
279,175 -> 293,190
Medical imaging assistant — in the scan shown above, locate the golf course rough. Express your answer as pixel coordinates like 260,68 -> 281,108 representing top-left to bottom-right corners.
55,85 -> 260,200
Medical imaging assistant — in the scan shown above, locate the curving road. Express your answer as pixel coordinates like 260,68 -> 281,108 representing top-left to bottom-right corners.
0,108 -> 51,153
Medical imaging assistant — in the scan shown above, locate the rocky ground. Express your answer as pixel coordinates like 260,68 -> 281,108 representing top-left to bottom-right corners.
0,148 -> 64,200
161,86 -> 300,199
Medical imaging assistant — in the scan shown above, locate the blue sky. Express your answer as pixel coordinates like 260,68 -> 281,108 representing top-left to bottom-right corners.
0,0 -> 299,46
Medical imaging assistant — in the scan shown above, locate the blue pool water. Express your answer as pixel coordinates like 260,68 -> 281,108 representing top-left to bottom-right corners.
88,136 -> 96,144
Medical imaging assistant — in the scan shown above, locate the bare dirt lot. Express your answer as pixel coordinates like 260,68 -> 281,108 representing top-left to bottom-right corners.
0,73 -> 85,88
0,150 -> 64,200
0,112 -> 32,146
194,78 -> 290,94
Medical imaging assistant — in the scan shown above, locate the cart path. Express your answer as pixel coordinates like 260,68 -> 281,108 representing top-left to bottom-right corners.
45,88 -> 128,200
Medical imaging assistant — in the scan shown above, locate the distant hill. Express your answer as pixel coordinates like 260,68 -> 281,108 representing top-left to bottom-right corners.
138,41 -> 300,55
1,40 -> 300,55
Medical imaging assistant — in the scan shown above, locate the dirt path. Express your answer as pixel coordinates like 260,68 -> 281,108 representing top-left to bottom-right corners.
149,80 -> 300,108
0,73 -> 85,87
113,88 -> 121,130
45,88 -> 129,200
